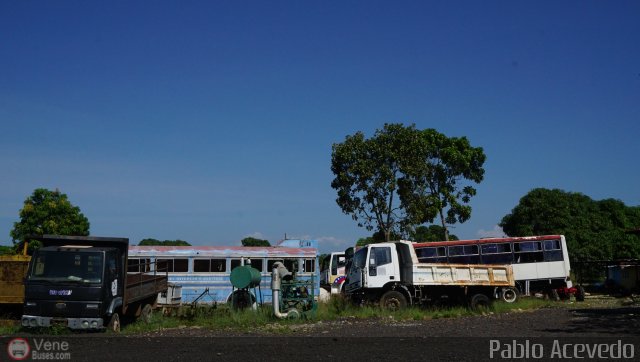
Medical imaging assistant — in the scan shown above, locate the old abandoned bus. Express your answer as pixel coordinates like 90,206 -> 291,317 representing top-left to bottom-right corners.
412,235 -> 582,301
127,239 -> 319,305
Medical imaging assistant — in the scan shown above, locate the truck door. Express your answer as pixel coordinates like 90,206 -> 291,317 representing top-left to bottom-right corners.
106,251 -> 120,298
366,245 -> 396,289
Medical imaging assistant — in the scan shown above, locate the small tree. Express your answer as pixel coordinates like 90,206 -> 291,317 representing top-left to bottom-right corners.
11,188 -> 90,252
241,237 -> 271,247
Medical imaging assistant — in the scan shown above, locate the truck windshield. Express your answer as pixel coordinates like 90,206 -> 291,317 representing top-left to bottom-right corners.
28,251 -> 104,284
353,248 -> 367,269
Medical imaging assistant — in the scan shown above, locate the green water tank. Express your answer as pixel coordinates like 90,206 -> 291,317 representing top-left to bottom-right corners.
230,265 -> 262,289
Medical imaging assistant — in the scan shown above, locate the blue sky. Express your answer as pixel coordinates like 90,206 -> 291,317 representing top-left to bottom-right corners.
1,1 -> 639,254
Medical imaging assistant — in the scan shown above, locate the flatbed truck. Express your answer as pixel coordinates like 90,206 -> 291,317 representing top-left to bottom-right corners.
21,235 -> 167,332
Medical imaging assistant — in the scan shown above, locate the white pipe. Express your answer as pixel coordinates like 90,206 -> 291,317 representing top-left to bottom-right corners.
272,266 -> 298,319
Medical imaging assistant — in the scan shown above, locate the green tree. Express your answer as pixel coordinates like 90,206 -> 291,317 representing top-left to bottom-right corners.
11,188 -> 90,252
241,237 -> 271,247
399,129 -> 486,241
331,123 -> 485,241
356,230 -> 401,247
331,124 -> 421,241
500,188 -> 640,263
0,245 -> 14,255
411,225 -> 459,242
138,238 -> 191,246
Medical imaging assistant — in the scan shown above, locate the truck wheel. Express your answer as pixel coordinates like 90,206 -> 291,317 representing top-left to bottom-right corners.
141,304 -> 153,324
469,293 -> 491,311
575,286 -> 585,302
380,290 -> 407,311
107,313 -> 121,333
500,287 -> 518,303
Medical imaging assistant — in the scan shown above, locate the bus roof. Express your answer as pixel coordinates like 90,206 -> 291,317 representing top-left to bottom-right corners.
411,235 -> 564,248
128,245 -> 317,258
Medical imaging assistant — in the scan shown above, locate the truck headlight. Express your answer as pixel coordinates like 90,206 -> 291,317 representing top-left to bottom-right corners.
29,318 -> 37,327
82,320 -> 89,329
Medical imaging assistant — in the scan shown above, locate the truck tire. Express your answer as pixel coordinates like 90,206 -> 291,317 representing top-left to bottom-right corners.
380,290 -> 407,311
107,312 -> 121,333
140,304 -> 153,324
469,293 -> 491,311
500,287 -> 519,303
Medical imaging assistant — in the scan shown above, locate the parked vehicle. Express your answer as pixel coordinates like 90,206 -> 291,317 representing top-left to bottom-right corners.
0,253 -> 31,307
412,235 -> 581,301
343,241 -> 515,310
320,251 -> 346,294
127,239 -> 319,305
21,235 -> 167,332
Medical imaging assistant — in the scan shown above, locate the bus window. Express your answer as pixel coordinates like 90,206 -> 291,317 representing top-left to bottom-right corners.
283,258 -> 297,272
448,245 -> 479,264
416,246 -> 448,263
174,258 -> 188,272
267,259 -> 282,272
543,239 -> 563,262
514,242 -> 544,263
194,259 -> 227,273
331,255 -> 346,275
303,258 -> 315,273
480,243 -> 513,263
231,259 -> 242,271
127,258 -> 151,273
194,259 -> 210,272
249,259 -> 263,273
156,258 -> 188,273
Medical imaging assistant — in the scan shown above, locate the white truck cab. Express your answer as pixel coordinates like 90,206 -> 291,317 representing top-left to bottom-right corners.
344,241 -> 514,310
345,243 -> 400,292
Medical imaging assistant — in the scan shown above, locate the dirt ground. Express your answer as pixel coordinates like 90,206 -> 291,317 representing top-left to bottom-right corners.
4,297 -> 640,361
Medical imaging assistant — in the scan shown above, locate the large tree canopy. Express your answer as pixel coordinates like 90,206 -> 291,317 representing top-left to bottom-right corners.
11,188 -> 90,247
331,124 -> 410,241
331,123 -> 485,241
500,188 -> 640,262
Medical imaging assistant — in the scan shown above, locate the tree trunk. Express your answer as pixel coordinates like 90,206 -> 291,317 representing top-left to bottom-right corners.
439,208 -> 449,241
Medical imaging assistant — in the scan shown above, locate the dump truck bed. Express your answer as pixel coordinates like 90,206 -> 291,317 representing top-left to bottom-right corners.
407,263 -> 514,286
0,255 -> 31,304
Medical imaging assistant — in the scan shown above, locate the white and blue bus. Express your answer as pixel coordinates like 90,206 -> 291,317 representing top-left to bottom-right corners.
412,235 -> 581,300
127,239 -> 319,305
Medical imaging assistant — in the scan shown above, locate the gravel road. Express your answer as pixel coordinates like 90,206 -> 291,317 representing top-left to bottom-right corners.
3,302 -> 640,361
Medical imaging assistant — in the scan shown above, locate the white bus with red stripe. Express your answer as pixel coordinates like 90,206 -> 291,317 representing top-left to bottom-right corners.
411,235 -> 582,301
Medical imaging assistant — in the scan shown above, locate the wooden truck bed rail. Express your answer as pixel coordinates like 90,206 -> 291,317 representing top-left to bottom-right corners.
124,259 -> 168,304
410,263 -> 514,287
0,255 -> 31,304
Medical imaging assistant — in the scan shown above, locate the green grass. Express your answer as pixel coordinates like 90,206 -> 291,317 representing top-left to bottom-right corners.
121,296 -> 562,335
1,295 -> 615,336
